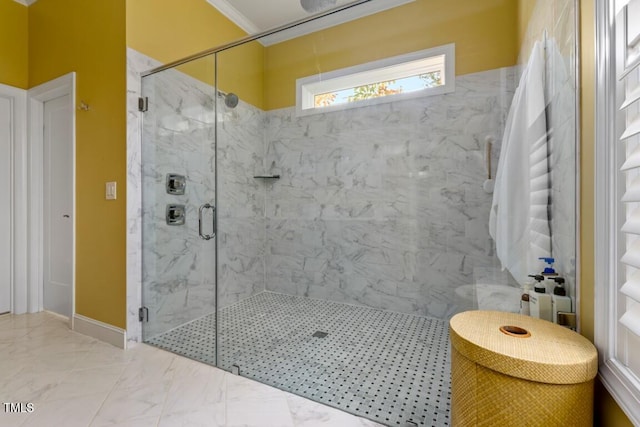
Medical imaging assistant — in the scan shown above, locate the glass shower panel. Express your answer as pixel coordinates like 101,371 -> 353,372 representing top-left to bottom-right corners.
140,54 -> 218,362
212,1 -> 576,423
132,1 -> 578,425
213,40 -> 267,373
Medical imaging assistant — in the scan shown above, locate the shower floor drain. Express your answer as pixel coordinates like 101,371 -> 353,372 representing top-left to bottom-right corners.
146,292 -> 451,426
312,331 -> 328,338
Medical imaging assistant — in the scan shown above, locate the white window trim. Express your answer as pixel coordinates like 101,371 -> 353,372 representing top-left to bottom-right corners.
295,43 -> 455,117
595,0 -> 640,424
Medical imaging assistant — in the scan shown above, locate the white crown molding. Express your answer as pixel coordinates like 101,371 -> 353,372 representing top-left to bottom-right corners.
13,0 -> 38,6
206,0 -> 261,35
206,0 -> 414,46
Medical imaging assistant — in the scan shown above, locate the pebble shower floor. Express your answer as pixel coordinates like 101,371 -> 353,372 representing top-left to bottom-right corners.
146,292 -> 451,427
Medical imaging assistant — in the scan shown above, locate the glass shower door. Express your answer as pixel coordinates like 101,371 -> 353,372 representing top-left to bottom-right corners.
140,55 -> 218,363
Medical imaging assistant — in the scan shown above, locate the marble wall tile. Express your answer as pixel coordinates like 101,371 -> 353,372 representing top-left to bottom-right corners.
140,63 -> 218,339
130,51 -> 560,326
128,48 -> 266,341
216,100 -> 267,309
264,67 -> 518,318
217,217 -> 266,308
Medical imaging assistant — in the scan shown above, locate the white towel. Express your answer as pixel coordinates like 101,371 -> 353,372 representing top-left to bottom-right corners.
489,41 -> 551,284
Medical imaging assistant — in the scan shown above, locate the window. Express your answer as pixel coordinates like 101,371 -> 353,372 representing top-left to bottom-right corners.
595,0 -> 640,424
296,44 -> 455,116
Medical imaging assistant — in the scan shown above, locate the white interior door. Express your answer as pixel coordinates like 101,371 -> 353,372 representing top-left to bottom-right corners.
0,95 -> 12,314
43,94 -> 73,318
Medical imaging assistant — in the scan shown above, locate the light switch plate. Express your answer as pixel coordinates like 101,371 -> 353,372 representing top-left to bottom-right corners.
106,181 -> 117,200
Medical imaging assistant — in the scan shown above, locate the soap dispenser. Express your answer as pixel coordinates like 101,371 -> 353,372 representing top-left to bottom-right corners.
528,274 -> 552,322
539,257 -> 559,293
551,277 -> 572,324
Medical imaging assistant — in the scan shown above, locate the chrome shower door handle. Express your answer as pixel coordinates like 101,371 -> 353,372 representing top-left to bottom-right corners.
198,203 -> 216,240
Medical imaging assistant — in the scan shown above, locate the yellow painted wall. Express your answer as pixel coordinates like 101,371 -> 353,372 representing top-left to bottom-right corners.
517,0 -> 537,49
18,2 -> 636,422
580,0 -> 633,425
126,0 -> 518,111
126,0 -> 264,109
263,0 -> 518,110
29,0 -> 127,329
0,0 -> 28,88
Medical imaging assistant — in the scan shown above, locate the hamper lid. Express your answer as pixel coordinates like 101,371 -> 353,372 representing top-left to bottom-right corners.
449,311 -> 598,384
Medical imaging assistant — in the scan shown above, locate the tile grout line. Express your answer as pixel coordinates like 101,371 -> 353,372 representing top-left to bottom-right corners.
146,292 -> 451,426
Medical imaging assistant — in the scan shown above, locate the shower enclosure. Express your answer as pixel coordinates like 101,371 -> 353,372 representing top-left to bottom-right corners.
136,1 -> 578,425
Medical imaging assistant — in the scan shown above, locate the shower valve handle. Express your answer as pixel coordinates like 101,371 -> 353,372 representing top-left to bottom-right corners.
198,203 -> 216,240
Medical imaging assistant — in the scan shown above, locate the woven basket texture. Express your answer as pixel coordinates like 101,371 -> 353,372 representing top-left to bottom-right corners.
450,310 -> 597,426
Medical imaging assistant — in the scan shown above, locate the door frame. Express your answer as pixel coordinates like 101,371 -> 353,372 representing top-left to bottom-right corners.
27,73 -> 76,320
0,82 -> 26,315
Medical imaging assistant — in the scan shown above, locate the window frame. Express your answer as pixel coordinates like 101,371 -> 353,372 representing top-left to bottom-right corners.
295,44 -> 455,117
595,0 -> 640,424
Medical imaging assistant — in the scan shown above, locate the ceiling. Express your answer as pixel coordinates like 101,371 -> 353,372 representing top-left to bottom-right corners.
206,0 -> 414,45
207,0 -> 354,33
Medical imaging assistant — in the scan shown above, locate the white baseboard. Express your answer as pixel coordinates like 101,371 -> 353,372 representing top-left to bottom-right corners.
73,314 -> 126,349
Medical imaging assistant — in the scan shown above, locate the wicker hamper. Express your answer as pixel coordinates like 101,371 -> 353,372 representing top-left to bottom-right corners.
449,311 -> 598,427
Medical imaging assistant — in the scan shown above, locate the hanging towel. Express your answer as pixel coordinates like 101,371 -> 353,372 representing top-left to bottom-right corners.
489,41 -> 551,284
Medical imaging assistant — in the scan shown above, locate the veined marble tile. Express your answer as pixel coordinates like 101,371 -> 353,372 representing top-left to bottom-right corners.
40,365 -> 125,403
20,392 -> 108,427
226,397 -> 295,427
161,357 -> 226,415
0,371 -> 64,403
129,55 -> 571,328
158,409 -> 225,427
100,417 -> 160,427
263,67 -> 518,317
114,348 -> 175,389
0,312 -> 381,427
91,380 -> 171,426
130,48 -> 267,340
226,373 -> 286,402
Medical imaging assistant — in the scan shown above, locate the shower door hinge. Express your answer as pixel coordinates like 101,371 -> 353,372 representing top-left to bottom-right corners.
139,306 -> 149,322
138,97 -> 148,112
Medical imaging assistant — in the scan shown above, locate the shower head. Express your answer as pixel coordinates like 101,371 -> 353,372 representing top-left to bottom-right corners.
300,0 -> 337,13
218,91 -> 239,109
224,92 -> 239,109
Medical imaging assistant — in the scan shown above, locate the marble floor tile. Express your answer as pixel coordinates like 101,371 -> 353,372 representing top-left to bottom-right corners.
91,380 -> 171,426
162,362 -> 226,415
40,365 -> 125,402
21,392 -> 108,427
158,405 -> 225,427
113,349 -> 176,389
0,312 -> 376,427
149,292 -> 450,426
226,372 -> 286,402
94,416 -> 159,427
226,397 -> 295,427
0,371 -> 66,403
0,408 -> 28,427
72,343 -> 134,370
287,395 -> 383,427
